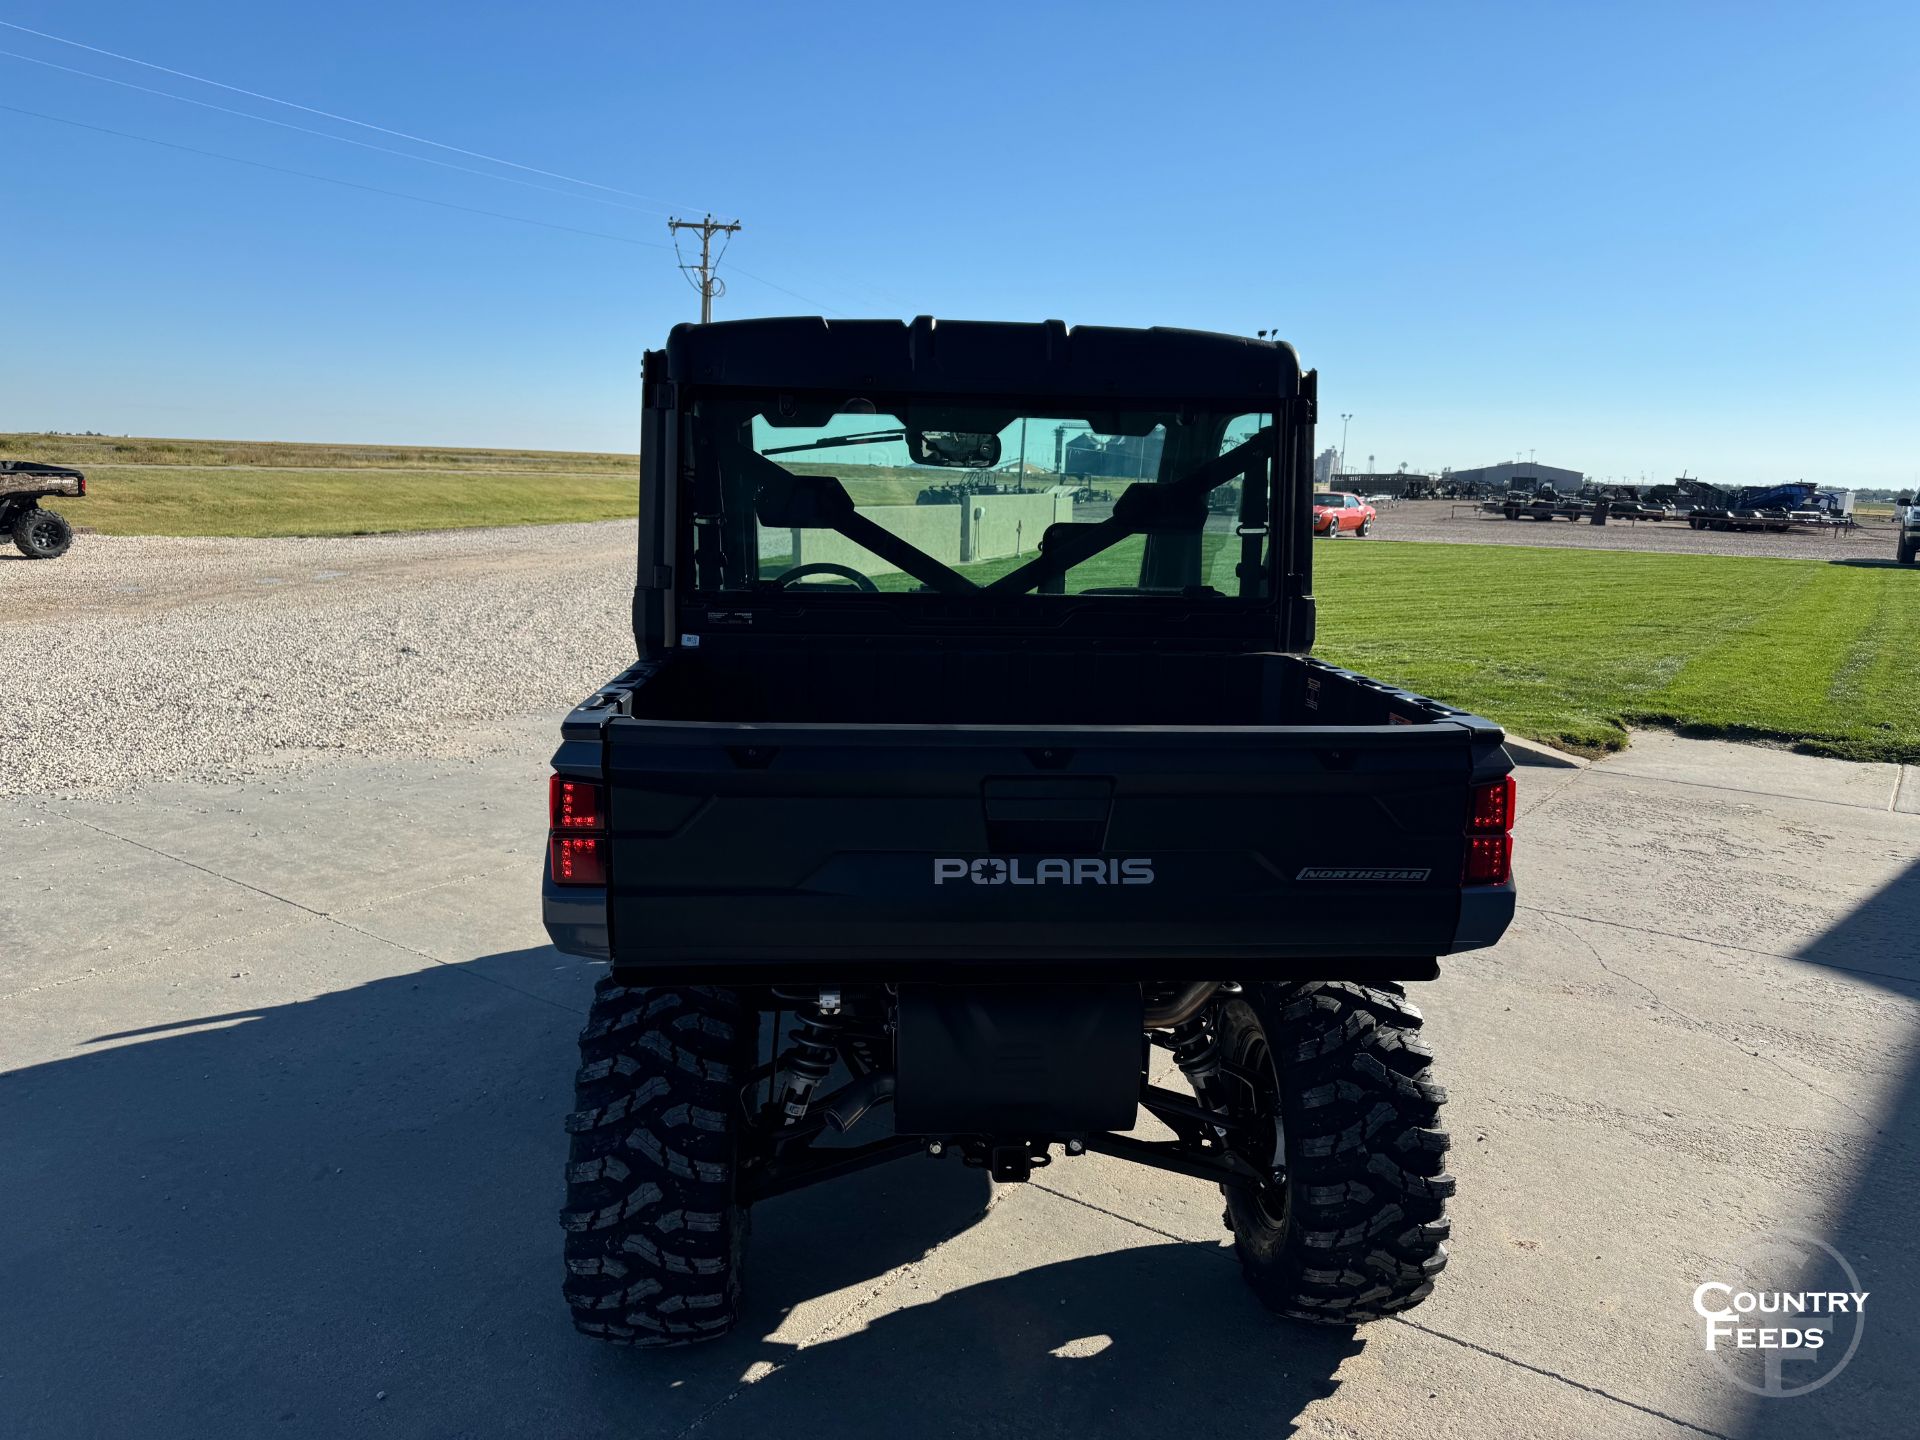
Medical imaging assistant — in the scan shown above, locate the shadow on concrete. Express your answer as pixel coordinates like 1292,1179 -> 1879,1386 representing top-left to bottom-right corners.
702,1245 -> 1364,1437
0,944 -> 1361,1438
1733,858 -> 1920,1438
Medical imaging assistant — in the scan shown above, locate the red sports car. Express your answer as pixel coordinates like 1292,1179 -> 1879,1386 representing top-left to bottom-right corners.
1314,491 -> 1376,536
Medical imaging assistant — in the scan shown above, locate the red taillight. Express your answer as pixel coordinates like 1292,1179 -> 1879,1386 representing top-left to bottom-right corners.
77,475 -> 88,496
1467,775 -> 1516,832
1462,774 -> 1516,885
550,835 -> 607,886
1463,833 -> 1512,886
548,775 -> 607,885
549,776 -> 605,831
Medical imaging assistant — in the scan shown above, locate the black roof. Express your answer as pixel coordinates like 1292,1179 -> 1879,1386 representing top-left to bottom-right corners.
664,316 -> 1303,403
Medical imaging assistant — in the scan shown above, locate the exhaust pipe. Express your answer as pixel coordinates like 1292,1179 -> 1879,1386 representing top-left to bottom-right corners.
822,1070 -> 896,1133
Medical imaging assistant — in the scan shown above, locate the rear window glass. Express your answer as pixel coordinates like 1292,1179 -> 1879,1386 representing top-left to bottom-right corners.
687,399 -> 1276,602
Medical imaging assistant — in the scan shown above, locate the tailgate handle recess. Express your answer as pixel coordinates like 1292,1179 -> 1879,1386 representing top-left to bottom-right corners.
982,778 -> 1114,854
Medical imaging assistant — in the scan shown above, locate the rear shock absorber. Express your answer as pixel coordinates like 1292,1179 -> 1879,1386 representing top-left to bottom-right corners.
775,989 -> 842,1125
1168,1014 -> 1224,1110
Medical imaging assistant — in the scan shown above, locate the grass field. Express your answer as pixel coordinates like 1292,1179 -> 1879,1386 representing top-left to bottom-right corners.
4,433 -> 636,536
3,433 -> 634,473
862,536 -> 1920,762
63,467 -> 636,537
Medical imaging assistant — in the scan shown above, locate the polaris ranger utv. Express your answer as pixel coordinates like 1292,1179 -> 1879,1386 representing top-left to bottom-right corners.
543,317 -> 1516,1346
0,461 -> 86,559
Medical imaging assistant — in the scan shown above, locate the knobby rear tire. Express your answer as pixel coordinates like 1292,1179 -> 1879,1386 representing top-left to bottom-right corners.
560,981 -> 756,1346
12,507 -> 73,559
1217,981 -> 1453,1324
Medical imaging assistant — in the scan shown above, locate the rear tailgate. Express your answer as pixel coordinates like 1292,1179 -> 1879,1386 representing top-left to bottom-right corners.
587,714 -> 1513,981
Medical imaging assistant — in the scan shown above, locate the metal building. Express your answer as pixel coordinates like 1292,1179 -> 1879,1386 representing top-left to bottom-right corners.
1063,430 -> 1165,480
1446,461 -> 1585,492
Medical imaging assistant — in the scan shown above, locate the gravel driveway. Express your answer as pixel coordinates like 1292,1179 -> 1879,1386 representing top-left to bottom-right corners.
0,522 -> 638,797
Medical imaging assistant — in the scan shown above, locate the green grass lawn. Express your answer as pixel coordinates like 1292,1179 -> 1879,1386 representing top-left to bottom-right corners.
858,535 -> 1919,762
1315,542 -> 1919,762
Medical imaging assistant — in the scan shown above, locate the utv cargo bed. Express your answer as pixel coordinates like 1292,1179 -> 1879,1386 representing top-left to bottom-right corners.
547,651 -> 1513,979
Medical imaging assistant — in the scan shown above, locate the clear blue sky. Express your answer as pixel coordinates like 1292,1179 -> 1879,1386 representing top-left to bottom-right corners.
4,1 -> 1915,486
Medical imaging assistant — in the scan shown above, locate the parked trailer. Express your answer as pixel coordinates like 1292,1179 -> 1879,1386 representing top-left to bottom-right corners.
1571,485 -> 1675,522
1686,508 -> 1794,532
1678,479 -> 1852,533
1500,491 -> 1580,522
1598,499 -> 1677,521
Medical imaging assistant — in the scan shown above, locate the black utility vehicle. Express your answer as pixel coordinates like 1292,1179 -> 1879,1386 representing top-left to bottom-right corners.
0,461 -> 86,558
543,318 -> 1517,1346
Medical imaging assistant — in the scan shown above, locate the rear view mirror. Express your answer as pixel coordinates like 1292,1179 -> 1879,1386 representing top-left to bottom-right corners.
907,429 -> 1001,469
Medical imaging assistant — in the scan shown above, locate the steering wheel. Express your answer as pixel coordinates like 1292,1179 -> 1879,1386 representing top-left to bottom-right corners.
771,561 -> 879,592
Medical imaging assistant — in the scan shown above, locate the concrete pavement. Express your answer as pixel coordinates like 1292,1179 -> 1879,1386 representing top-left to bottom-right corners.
2,721 -> 1914,1438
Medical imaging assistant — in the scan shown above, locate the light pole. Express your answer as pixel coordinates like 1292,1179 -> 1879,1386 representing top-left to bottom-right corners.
1339,414 -> 1353,475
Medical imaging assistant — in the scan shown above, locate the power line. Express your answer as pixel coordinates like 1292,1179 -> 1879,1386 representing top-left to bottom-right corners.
0,102 -> 674,250
0,17 -> 697,211
663,217 -> 840,315
746,223 -> 907,314
667,214 -> 741,323
669,232 -> 708,296
0,47 -> 661,215
5,100 -> 841,310
722,262 -> 840,315
2,20 -> 857,320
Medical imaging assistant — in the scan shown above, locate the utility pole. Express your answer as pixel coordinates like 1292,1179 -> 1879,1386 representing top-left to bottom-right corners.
1339,413 -> 1353,475
667,214 -> 742,323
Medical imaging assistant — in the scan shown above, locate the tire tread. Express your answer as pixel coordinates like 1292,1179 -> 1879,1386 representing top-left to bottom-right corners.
560,981 -> 752,1346
1225,981 -> 1452,1324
